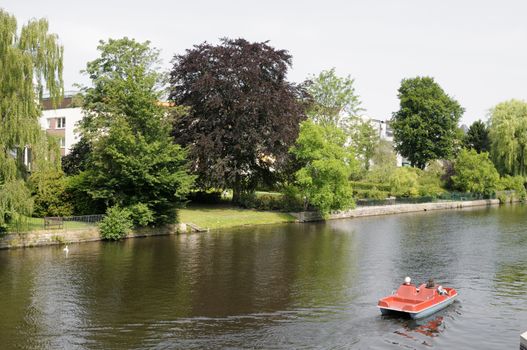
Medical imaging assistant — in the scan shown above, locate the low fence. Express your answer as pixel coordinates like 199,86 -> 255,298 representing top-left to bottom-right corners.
44,214 -> 104,230
8,214 -> 104,234
355,191 -> 511,207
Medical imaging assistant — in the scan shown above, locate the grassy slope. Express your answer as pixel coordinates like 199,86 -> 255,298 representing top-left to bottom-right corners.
178,204 -> 296,230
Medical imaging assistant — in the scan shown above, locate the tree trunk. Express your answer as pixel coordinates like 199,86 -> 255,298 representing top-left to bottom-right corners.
232,175 -> 242,205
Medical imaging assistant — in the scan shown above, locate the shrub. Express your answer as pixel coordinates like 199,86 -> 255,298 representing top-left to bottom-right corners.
99,206 -> 133,240
280,186 -> 305,211
366,187 -> 388,200
236,189 -> 305,212
451,149 -> 499,195
353,188 -> 389,200
187,190 -> 224,204
350,181 -> 391,192
418,162 -> 445,197
497,192 -> 508,204
254,194 -> 281,210
29,169 -> 73,217
65,173 -> 105,215
389,167 -> 420,197
238,192 -> 258,209
127,203 -> 154,227
497,175 -> 526,201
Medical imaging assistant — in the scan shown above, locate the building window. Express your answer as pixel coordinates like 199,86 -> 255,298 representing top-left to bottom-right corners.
57,117 -> 66,129
58,137 -> 65,148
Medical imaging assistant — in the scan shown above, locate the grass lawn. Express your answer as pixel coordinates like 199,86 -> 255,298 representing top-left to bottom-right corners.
7,217 -> 45,232
7,217 -> 97,233
178,204 -> 296,230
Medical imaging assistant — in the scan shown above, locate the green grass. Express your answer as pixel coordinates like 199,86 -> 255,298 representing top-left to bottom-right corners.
7,217 -> 44,232
7,217 -> 97,233
178,204 -> 296,230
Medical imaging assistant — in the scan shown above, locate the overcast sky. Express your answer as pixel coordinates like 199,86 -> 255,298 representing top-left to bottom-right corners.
4,0 -> 527,124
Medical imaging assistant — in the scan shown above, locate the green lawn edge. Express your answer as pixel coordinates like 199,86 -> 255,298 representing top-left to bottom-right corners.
178,205 -> 296,230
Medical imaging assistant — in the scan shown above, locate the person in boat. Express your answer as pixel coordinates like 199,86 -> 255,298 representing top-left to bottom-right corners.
403,276 -> 412,285
437,285 -> 447,295
426,278 -> 435,288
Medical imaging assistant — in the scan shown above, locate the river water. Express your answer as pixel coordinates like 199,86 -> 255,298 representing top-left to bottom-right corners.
1,205 -> 526,349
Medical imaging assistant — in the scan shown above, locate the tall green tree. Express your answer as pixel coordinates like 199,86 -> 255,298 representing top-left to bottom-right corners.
350,119 -> 379,171
464,120 -> 490,153
306,68 -> 363,130
367,140 -> 398,184
0,10 -> 63,229
488,99 -> 527,176
77,38 -> 194,224
391,77 -> 464,169
306,69 -> 376,170
290,120 -> 358,216
170,38 -> 306,203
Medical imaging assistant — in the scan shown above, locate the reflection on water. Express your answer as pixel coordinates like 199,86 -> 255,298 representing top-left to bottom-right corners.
0,205 -> 526,349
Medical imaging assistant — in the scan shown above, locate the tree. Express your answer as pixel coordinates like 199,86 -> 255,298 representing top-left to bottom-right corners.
350,119 -> 379,171
29,167 -> 73,217
306,68 -> 363,130
464,120 -> 490,153
488,99 -> 527,176
305,69 -> 376,171
372,140 -> 397,168
367,140 -> 398,184
451,149 -> 499,195
0,10 -> 63,229
61,137 -> 91,175
290,120 -> 358,216
391,77 -> 464,169
169,38 -> 306,203
77,38 -> 194,224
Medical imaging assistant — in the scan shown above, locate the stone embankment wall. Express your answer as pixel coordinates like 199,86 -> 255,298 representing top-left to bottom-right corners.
290,199 -> 501,222
0,223 -> 190,250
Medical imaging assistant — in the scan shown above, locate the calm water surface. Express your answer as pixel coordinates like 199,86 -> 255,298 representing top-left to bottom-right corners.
1,205 -> 527,349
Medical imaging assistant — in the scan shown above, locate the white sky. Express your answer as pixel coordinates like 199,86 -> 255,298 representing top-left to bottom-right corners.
4,0 -> 527,125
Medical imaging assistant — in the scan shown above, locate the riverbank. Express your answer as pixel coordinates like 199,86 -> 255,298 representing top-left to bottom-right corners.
291,198 -> 502,222
0,198 -> 504,249
0,225 -> 183,250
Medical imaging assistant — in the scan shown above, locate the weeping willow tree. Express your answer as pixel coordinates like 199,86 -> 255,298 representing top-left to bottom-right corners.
488,99 -> 527,177
0,10 -> 63,230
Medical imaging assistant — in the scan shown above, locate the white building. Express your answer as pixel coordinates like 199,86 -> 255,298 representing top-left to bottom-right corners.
39,92 -> 83,156
369,118 -> 408,166
370,118 -> 394,141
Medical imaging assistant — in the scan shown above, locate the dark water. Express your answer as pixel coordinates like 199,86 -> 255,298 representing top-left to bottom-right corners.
1,205 -> 527,349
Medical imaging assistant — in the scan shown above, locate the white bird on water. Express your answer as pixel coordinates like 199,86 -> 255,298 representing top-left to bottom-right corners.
63,245 -> 69,255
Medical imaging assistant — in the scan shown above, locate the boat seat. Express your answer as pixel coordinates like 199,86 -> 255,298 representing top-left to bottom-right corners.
396,283 -> 436,302
396,284 -> 419,299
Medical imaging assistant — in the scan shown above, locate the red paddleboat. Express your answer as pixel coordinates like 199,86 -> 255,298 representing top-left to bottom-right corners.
378,277 -> 457,319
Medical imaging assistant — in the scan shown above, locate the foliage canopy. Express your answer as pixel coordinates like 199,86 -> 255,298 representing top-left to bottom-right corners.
0,10 -> 63,228
99,206 -> 133,240
170,38 -> 306,202
451,149 -> 499,195
306,68 -> 363,130
488,99 -> 527,176
391,77 -> 464,169
77,38 -> 194,224
290,120 -> 358,215
464,120 -> 490,153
